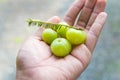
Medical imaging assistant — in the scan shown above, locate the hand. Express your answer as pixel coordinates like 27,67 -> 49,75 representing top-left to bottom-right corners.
16,0 -> 107,80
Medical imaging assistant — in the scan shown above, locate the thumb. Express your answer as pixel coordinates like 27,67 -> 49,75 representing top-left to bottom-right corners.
33,16 -> 61,40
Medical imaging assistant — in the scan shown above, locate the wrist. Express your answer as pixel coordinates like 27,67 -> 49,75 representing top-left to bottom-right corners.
16,67 -> 68,80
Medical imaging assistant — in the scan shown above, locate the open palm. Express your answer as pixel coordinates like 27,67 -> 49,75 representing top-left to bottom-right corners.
16,0 -> 107,80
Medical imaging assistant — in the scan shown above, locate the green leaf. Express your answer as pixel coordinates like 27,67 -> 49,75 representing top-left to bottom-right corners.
26,18 -> 83,31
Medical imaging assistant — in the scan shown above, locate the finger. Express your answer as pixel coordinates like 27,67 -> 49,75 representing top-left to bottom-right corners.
76,0 -> 96,28
71,44 -> 91,69
33,16 -> 61,40
86,0 -> 106,30
63,0 -> 85,26
86,12 -> 107,52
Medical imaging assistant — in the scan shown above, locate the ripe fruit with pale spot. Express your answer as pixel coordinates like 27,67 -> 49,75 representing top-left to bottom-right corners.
50,38 -> 72,57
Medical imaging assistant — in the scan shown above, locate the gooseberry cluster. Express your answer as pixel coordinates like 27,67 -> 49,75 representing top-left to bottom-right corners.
41,22 -> 86,57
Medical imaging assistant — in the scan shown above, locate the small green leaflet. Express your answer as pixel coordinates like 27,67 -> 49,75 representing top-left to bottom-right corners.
27,18 -> 82,31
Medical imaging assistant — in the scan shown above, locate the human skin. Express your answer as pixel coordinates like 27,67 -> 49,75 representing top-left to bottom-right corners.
16,0 -> 107,80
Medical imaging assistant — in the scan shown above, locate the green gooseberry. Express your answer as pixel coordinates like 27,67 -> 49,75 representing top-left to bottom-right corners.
66,28 -> 86,45
57,22 -> 69,38
50,38 -> 72,57
42,28 -> 58,44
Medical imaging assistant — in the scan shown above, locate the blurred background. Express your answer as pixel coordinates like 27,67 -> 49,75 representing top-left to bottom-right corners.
0,0 -> 120,80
